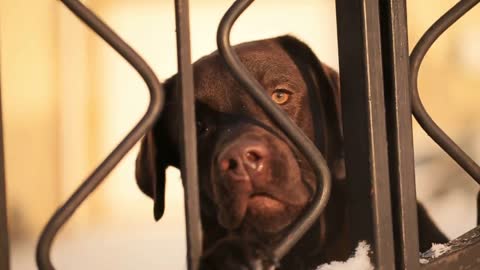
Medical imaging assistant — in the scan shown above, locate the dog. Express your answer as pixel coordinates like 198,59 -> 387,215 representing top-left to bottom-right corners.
135,36 -> 448,269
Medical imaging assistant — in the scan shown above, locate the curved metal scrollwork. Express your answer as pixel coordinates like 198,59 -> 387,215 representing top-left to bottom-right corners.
35,1 -> 164,269
410,0 -> 480,183
217,0 -> 332,263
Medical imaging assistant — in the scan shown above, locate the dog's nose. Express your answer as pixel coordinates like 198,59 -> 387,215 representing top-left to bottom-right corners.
218,142 -> 268,180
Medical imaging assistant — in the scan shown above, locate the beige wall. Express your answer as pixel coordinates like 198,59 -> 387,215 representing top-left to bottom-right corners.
1,0 -> 62,239
408,1 -> 480,136
0,0 -> 114,238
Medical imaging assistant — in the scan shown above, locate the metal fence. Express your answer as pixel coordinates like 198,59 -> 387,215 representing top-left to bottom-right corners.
0,0 -> 480,269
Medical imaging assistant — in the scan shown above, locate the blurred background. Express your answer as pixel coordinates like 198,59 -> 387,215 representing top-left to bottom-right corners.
0,0 -> 479,269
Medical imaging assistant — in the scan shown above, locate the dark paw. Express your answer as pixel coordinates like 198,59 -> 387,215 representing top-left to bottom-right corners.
199,236 -> 278,270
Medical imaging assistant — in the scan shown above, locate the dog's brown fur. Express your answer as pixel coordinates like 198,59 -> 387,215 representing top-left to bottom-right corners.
136,36 -> 447,269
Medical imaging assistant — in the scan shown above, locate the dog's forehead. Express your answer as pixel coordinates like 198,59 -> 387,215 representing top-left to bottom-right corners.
191,38 -> 305,112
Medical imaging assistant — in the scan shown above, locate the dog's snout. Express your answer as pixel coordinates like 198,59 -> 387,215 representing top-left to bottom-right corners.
218,141 -> 268,181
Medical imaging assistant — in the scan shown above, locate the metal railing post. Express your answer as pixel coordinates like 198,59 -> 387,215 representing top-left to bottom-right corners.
335,0 -> 396,268
174,0 -> 203,269
379,1 -> 421,269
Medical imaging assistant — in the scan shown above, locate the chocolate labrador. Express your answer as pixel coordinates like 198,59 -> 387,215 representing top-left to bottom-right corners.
135,36 -> 447,269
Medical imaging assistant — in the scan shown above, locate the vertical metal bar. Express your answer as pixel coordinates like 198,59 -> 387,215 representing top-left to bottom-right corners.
379,1 -> 421,269
174,1 -> 203,270
0,33 -> 10,270
335,0 -> 396,269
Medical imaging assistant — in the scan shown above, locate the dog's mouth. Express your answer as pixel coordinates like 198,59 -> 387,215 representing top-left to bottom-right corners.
247,192 -> 286,215
249,192 -> 275,199
241,189 -> 306,234
215,186 -> 308,231
249,192 -> 281,205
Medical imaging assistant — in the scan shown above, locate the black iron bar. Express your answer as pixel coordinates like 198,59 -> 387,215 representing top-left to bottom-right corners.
217,0 -> 331,262
0,39 -> 10,270
35,1 -> 164,269
335,0 -> 396,268
410,0 -> 480,183
173,1 -> 203,270
379,0 -> 421,269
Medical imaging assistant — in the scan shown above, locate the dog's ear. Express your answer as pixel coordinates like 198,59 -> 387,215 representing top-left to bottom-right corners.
277,35 -> 345,180
136,77 -> 179,221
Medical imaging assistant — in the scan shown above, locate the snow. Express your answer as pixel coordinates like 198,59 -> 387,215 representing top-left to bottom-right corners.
316,241 -> 374,270
428,243 -> 451,258
419,243 -> 452,264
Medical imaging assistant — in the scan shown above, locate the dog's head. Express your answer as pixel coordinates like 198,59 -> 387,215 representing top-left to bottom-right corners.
136,36 -> 343,239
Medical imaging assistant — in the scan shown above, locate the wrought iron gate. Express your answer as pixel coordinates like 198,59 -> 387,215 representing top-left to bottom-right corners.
0,0 -> 479,269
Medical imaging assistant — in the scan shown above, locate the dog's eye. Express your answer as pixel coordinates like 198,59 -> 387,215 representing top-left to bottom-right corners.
196,120 -> 209,135
271,89 -> 291,105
